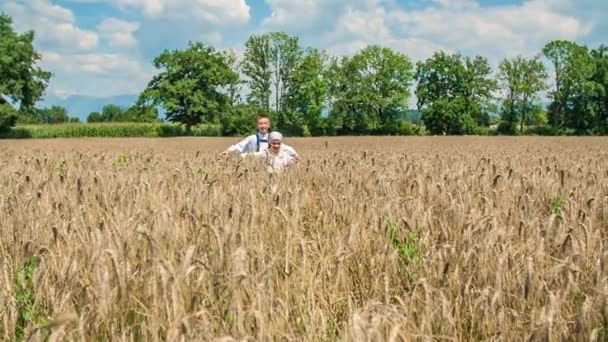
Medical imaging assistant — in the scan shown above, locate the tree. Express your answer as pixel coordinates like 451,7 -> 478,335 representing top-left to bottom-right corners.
242,32 -> 302,128
543,40 -> 596,133
0,100 -> 17,133
101,104 -> 124,122
224,50 -> 244,106
41,106 -> 69,124
87,112 -> 103,123
242,34 -> 271,113
356,45 -> 413,134
591,45 -> 608,133
16,105 -> 69,124
461,56 -> 497,127
0,13 -> 51,130
69,117 -> 81,123
121,105 -> 159,122
543,40 -> 576,128
269,32 -> 302,128
138,42 -> 239,132
219,103 -> 259,136
284,48 -> 330,135
497,56 -> 547,134
327,46 -> 413,135
326,56 -> 364,134
416,51 -> 496,135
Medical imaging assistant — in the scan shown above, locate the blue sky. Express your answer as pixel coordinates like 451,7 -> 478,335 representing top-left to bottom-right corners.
2,0 -> 606,101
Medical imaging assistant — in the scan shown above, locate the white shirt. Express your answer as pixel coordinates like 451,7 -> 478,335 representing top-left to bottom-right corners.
228,132 -> 269,154
228,132 -> 298,159
250,146 -> 296,173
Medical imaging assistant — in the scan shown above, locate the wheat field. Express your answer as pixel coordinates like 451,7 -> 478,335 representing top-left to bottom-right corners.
1,136 -> 608,341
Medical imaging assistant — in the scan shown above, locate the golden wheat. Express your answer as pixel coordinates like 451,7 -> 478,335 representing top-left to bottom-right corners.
1,136 -> 608,341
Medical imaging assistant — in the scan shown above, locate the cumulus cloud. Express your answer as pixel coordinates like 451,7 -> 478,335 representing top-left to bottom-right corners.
40,50 -> 154,97
3,0 -> 604,99
389,0 -> 591,60
3,0 -> 98,51
1,0 -> 154,97
112,0 -> 251,25
263,0 -> 380,30
263,0 -> 598,63
97,18 -> 140,48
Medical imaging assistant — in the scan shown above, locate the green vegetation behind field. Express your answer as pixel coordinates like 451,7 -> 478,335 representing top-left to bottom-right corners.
1,123 -> 222,139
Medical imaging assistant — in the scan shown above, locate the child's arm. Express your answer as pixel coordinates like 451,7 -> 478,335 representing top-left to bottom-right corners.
222,135 -> 254,156
282,144 -> 299,159
240,150 -> 268,163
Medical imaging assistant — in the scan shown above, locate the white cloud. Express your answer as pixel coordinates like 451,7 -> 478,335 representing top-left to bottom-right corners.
39,51 -> 154,97
40,50 -> 148,76
385,0 -> 593,64
3,0 -> 605,101
263,0 -> 380,30
112,0 -> 250,25
261,0 -> 598,64
3,0 -> 98,51
97,18 -> 140,48
430,0 -> 479,10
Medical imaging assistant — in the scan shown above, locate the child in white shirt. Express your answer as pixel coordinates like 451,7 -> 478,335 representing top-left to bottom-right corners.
249,131 -> 297,173
221,115 -> 297,158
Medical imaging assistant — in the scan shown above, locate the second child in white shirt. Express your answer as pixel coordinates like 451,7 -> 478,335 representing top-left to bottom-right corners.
221,114 -> 298,158
250,131 -> 296,173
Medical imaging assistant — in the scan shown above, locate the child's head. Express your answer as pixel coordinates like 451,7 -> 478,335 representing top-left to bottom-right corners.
268,131 -> 283,152
257,114 -> 271,133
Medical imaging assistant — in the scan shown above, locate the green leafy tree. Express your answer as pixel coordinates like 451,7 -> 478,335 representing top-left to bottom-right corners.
497,56 -> 547,134
138,42 -> 239,132
269,32 -> 302,128
219,103 -> 259,136
328,46 -> 413,135
326,56 -> 364,134
591,45 -> 608,133
0,13 -> 51,130
101,104 -> 124,122
69,117 -> 81,123
461,56 -> 497,127
416,51 -> 495,135
543,40 -> 596,133
563,46 -> 595,133
87,112 -> 103,123
355,46 -> 413,134
224,50 -> 244,106
121,105 -> 159,122
285,48 -> 330,135
543,40 -> 576,128
242,34 -> 271,113
15,111 -> 43,125
40,105 -> 69,124
242,32 -> 302,128
0,100 -> 17,133
16,105 -> 69,124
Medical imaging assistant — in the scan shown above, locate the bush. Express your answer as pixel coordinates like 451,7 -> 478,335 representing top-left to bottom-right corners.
475,126 -> 497,136
397,121 -> 416,136
190,123 -> 222,137
0,103 -> 18,133
496,122 -> 517,135
0,123 -> 186,139
301,125 -> 312,137
523,125 -> 575,136
414,125 -> 427,136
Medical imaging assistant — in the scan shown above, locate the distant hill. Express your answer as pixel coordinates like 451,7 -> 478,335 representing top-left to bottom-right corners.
40,94 -> 139,121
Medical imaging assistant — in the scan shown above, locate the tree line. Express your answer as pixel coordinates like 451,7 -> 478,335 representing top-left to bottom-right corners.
1,12 -> 607,136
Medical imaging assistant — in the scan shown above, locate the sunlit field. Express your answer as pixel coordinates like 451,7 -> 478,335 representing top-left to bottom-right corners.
2,137 -> 608,341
